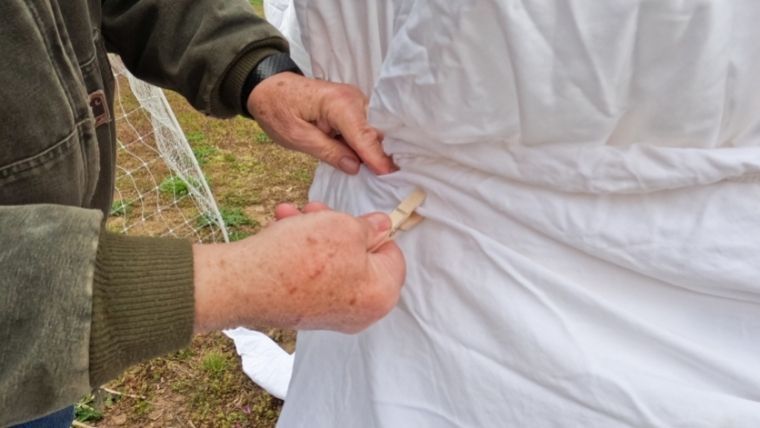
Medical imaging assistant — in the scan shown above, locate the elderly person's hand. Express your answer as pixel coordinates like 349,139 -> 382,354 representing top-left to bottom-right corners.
247,72 -> 396,175
192,204 -> 405,334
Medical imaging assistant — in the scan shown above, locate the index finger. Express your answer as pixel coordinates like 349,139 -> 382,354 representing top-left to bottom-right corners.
327,92 -> 397,175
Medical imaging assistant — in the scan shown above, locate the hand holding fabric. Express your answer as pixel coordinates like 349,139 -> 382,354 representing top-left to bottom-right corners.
247,72 -> 396,175
193,206 -> 405,334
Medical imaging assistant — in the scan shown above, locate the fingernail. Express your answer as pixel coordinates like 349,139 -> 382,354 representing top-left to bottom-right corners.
366,213 -> 391,233
339,156 -> 360,174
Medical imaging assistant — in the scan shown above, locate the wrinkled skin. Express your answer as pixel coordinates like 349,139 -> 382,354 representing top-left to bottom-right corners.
193,74 -> 405,334
193,205 -> 406,334
248,72 -> 397,175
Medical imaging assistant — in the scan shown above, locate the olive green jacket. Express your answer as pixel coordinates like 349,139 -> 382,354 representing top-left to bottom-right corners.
0,1 -> 287,425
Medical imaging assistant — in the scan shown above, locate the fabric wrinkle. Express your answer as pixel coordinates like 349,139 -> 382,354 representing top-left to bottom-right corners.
275,1 -> 760,426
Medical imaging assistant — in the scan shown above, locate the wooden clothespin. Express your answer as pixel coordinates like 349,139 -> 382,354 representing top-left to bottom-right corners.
388,188 -> 426,237
371,188 -> 426,252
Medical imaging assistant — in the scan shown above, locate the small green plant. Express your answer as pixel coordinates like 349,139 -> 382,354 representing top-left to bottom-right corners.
202,351 -> 229,376
255,131 -> 272,145
220,207 -> 256,228
196,212 -> 217,229
186,131 -> 206,143
159,176 -> 190,196
75,395 -> 104,423
110,199 -> 132,217
197,207 -> 257,229
192,143 -> 218,167
229,230 -> 253,242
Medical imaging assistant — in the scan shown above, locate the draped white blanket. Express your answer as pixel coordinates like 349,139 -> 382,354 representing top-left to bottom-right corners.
276,1 -> 760,426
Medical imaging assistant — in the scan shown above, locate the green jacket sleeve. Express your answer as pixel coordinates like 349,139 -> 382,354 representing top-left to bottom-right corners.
0,205 -> 196,426
101,0 -> 289,117
0,205 -> 100,425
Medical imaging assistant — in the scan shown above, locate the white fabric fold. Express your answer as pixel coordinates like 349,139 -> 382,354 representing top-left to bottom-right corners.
276,1 -> 760,426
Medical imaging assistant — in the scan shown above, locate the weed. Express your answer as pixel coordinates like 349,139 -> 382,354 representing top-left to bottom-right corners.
197,207 -> 257,229
159,175 -> 202,196
110,199 -> 132,217
192,143 -> 218,167
186,130 -> 206,143
255,131 -> 272,145
196,212 -> 216,229
202,351 -> 230,377
221,207 -> 257,228
75,395 -> 103,422
159,176 -> 190,196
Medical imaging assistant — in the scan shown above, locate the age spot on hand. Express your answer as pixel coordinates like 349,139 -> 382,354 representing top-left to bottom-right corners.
308,263 -> 325,279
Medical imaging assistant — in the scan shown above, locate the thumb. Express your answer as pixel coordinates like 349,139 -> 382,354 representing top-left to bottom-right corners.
360,212 -> 392,250
369,239 -> 406,293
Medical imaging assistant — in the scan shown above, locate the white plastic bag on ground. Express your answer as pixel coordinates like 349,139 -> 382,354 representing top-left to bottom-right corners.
225,328 -> 293,400
277,1 -> 760,427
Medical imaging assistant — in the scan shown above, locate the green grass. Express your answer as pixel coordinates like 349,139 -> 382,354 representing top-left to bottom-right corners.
74,390 -> 119,423
197,207 -> 259,243
187,131 -> 220,167
290,167 -> 313,184
223,153 -> 237,163
220,207 -> 257,228
158,175 -> 204,197
110,199 -> 132,217
76,395 -> 104,423
249,0 -> 264,15
202,351 -> 231,377
186,130 -> 206,143
193,144 -> 218,166
255,131 -> 272,145
197,206 -> 258,231
159,176 -> 190,196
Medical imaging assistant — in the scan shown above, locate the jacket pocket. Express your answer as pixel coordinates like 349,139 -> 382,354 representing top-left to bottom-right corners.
0,124 -> 92,206
0,1 -> 99,207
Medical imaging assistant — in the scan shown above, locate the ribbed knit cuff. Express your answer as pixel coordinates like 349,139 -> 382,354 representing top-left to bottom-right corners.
220,46 -> 283,117
89,232 -> 195,387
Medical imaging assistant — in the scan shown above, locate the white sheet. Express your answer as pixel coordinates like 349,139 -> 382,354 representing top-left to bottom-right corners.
277,1 -> 760,426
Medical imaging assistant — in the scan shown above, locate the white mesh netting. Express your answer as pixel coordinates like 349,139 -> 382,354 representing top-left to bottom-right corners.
107,56 -> 228,243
